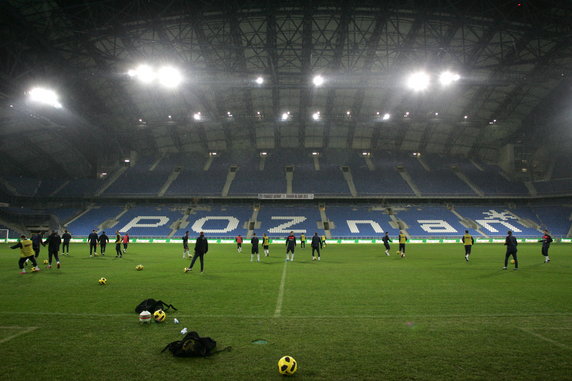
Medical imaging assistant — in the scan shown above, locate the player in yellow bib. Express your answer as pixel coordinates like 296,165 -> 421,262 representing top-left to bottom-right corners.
462,230 -> 474,262
262,233 -> 270,257
398,231 -> 408,258
11,235 -> 40,274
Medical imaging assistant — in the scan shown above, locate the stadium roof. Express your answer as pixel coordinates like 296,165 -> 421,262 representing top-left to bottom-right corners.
0,0 -> 571,177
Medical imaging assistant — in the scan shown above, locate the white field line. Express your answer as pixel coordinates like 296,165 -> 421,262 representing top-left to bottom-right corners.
0,326 -> 38,344
519,328 -> 571,350
273,260 -> 288,318
0,311 -> 571,319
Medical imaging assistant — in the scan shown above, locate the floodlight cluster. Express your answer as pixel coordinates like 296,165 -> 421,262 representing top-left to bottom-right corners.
28,87 -> 62,108
128,64 -> 183,88
406,70 -> 461,91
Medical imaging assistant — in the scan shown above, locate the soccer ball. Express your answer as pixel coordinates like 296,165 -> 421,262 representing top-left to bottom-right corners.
510,259 -> 516,264
153,309 -> 166,323
136,264 -> 144,271
139,310 -> 152,324
43,260 -> 48,265
98,277 -> 107,285
278,355 -> 297,376
184,267 -> 189,273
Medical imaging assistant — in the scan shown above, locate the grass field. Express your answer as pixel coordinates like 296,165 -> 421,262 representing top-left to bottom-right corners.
1,241 -> 571,380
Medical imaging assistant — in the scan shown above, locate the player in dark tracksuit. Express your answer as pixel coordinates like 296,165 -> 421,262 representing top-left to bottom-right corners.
250,233 -> 260,262
43,230 -> 62,269
182,231 -> 190,258
61,230 -> 71,255
31,232 -> 43,258
539,230 -> 553,263
311,232 -> 321,261
382,232 -> 392,256
285,231 -> 296,262
503,231 -> 518,270
98,231 -> 109,256
88,230 -> 98,257
185,232 -> 208,273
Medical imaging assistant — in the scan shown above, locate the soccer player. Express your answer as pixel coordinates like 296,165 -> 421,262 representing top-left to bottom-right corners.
382,232 -> 391,256
262,233 -> 270,256
122,233 -> 130,253
539,229 -> 553,263
398,231 -> 408,258
321,234 -> 327,248
251,232 -> 260,262
300,233 -> 306,248
88,229 -> 98,257
185,232 -> 208,273
31,232 -> 43,258
43,230 -> 62,269
98,231 -> 109,256
11,235 -> 40,274
503,230 -> 518,270
462,230 -> 474,262
61,230 -> 72,255
235,234 -> 243,253
182,231 -> 190,258
285,231 -> 296,261
114,231 -> 122,258
311,232 -> 321,261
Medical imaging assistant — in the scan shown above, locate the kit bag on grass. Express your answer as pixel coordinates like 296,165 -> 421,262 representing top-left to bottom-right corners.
161,331 -> 231,358
135,298 -> 177,314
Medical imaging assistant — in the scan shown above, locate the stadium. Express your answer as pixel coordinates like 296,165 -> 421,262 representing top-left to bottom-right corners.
1,1 -> 571,379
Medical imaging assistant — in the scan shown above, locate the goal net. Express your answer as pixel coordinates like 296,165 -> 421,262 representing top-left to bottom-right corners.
0,229 -> 9,243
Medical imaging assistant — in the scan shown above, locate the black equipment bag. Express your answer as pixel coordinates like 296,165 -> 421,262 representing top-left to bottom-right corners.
161,331 -> 231,358
135,298 -> 177,314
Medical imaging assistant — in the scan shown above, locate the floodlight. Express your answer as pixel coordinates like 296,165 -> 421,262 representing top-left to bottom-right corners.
28,87 -> 62,108
127,69 -> 137,77
209,152 -> 218,156
281,112 -> 290,121
313,75 -> 324,86
434,112 -> 439,116
439,71 -> 460,86
361,152 -> 371,157
255,76 -> 264,85
168,115 -> 172,119
312,152 -> 320,156
193,112 -> 202,121
404,112 -> 410,117
346,111 -> 351,115
158,66 -> 182,88
406,71 -> 430,91
135,64 -> 155,83
312,111 -> 320,121
260,152 -> 268,156
382,113 -> 391,121
124,159 -> 131,163
464,115 -> 468,119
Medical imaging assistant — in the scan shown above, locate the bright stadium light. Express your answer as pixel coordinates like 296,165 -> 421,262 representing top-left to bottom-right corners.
255,76 -> 264,85
312,111 -> 320,121
406,71 -> 430,91
382,113 -> 391,121
127,69 -> 137,77
281,112 -> 290,121
193,112 -> 202,121
158,66 -> 182,88
439,71 -> 461,86
134,64 -> 155,83
313,75 -> 324,87
28,87 -> 62,108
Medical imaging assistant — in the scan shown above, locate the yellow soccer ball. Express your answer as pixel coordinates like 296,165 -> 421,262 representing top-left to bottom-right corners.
136,264 -> 144,271
98,277 -> 107,285
278,355 -> 298,376
153,309 -> 166,323
43,259 -> 49,265
510,259 -> 515,264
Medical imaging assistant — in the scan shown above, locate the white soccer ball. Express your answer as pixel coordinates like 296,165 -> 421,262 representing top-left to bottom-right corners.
139,310 -> 152,324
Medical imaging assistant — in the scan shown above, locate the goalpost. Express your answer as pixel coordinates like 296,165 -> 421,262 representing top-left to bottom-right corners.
0,229 -> 9,243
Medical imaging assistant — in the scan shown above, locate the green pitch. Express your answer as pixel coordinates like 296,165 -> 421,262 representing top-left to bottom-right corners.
1,243 -> 571,380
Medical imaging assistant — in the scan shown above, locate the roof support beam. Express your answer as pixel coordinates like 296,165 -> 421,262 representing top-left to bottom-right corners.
298,2 -> 314,147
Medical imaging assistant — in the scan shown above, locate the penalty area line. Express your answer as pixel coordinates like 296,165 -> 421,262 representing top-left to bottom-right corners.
519,328 -> 570,350
273,260 -> 288,318
0,326 -> 38,344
